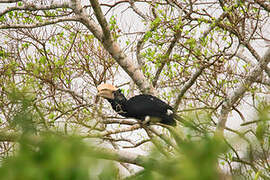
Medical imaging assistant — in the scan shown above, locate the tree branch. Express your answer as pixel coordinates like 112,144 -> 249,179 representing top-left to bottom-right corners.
242,41 -> 270,78
0,0 -> 21,3
85,124 -> 141,138
152,31 -> 181,87
254,0 -> 270,12
90,147 -> 148,167
0,130 -> 149,167
89,0 -> 112,42
1,0 -> 156,94
129,0 -> 150,21
74,0 -> 155,94
173,11 -> 228,111
216,47 -> 270,133
0,1 -> 70,17
0,16 -> 79,29
173,65 -> 205,111
136,26 -> 160,73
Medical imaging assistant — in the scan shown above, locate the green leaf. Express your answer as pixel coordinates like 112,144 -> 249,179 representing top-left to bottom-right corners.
8,11 -> 13,18
35,16 -> 43,22
254,171 -> 260,180
39,56 -> 46,65
256,122 -> 266,143
18,1 -> 23,6
185,38 -> 196,49
48,113 -> 55,120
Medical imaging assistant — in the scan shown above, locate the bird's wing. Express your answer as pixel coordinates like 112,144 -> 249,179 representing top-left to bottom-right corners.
125,94 -> 173,119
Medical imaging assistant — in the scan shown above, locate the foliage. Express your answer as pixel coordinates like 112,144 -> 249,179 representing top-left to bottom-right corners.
0,0 -> 269,179
0,93 -> 118,180
132,135 -> 227,180
0,90 -> 227,180
0,133 -> 118,180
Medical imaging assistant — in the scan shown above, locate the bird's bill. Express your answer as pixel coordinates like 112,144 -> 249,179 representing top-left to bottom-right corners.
97,84 -> 117,99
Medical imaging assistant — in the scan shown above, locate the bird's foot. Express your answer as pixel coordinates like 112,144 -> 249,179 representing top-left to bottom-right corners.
141,116 -> 151,127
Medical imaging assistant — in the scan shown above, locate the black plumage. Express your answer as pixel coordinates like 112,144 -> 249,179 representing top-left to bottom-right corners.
97,84 -> 176,126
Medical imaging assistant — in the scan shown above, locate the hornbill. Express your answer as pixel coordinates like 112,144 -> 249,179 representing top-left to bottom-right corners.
97,84 -> 176,126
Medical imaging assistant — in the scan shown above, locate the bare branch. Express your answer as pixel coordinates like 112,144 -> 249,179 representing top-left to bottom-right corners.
129,0 -> 150,21
217,47 -> 270,133
0,16 -> 79,29
0,1 -> 71,17
90,0 -> 112,42
122,139 -> 150,148
102,119 -> 138,126
254,0 -> 270,12
173,11 -> 228,111
100,0 -> 129,8
136,33 -> 146,68
0,0 -> 21,3
86,124 -> 141,138
152,32 -> 181,87
136,28 -> 160,70
242,41 -> 270,78
74,0 -> 156,94
173,66 -> 205,111
91,147 -> 148,167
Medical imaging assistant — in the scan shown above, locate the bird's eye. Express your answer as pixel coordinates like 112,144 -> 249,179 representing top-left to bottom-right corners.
113,90 -> 118,96
113,89 -> 122,95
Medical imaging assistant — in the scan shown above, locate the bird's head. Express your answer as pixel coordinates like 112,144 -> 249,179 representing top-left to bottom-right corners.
97,84 -> 127,102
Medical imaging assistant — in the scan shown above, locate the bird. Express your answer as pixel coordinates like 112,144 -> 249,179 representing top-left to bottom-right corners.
97,84 -> 176,126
